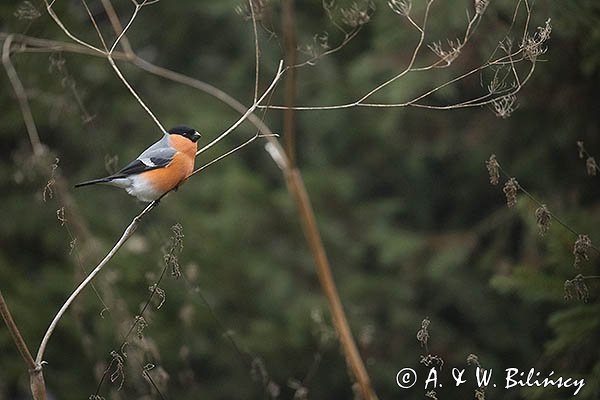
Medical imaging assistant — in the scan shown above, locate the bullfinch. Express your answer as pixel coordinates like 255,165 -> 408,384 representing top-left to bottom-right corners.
75,125 -> 201,202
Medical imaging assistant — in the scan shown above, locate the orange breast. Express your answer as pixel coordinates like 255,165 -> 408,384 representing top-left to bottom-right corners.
168,135 -> 198,159
143,152 -> 195,193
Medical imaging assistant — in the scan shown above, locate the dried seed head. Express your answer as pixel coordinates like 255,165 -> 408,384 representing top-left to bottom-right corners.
164,224 -> 184,278
586,157 -> 597,176
108,350 -> 125,390
310,308 -> 336,346
492,94 -> 518,118
135,315 -> 148,340
576,141 -> 585,159
104,154 -> 120,175
503,178 -> 519,208
535,204 -> 552,236
420,354 -> 444,368
487,65 -> 513,94
485,154 -> 500,185
14,1 -> 41,20
475,387 -> 487,400
340,1 -> 375,28
149,284 -> 166,309
428,39 -> 462,66
521,18 -> 552,61
234,0 -> 271,21
388,0 -> 411,16
466,353 -> 481,367
417,317 -> 430,348
425,390 -> 438,400
573,234 -> 592,268
474,0 -> 489,16
564,274 -> 589,303
56,207 -> 66,226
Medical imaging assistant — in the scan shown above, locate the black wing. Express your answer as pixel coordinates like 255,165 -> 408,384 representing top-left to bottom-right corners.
113,157 -> 172,177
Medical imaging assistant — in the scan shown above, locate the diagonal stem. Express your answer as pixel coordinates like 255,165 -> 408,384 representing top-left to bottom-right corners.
0,289 -> 47,400
35,201 -> 158,366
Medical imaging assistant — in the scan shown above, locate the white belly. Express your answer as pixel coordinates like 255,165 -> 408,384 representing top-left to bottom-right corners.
109,175 -> 161,202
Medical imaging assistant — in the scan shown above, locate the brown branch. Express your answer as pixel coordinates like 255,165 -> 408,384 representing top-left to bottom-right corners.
0,289 -> 46,400
100,0 -> 135,57
282,0 -> 297,167
285,170 -> 376,400
3,31 -> 377,399
35,200 -> 159,366
2,35 -> 44,156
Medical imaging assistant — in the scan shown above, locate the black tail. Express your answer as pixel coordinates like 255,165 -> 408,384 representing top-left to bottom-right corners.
74,177 -> 112,188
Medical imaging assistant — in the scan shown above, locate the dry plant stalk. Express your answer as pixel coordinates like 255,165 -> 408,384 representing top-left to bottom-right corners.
259,0 -> 542,112
0,290 -> 46,400
2,1 -> 543,398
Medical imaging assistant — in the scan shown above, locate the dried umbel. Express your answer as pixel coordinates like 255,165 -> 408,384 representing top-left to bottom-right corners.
466,353 -> 481,367
340,1 -> 375,28
135,315 -> 148,340
503,178 -> 519,208
475,387 -> 487,400
234,0 -> 271,21
388,0 -> 411,16
564,274 -> 589,303
586,157 -> 597,176
474,0 -> 489,16
573,234 -> 592,268
535,204 -> 552,236
522,18 -> 552,61
420,354 -> 444,368
577,141 -> 586,159
492,94 -> 518,119
14,1 -> 41,20
485,154 -> 500,185
428,39 -> 462,66
416,317 -> 430,348
425,390 -> 438,400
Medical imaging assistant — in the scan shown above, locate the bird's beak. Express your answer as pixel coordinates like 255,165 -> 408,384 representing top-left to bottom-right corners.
192,131 -> 201,142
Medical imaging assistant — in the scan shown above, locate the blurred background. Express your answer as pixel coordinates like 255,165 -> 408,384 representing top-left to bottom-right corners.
1,0 -> 599,399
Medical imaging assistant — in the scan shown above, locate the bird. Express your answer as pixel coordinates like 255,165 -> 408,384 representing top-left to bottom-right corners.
75,125 -> 201,202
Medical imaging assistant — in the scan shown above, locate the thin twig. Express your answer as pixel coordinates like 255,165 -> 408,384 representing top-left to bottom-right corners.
195,60 -> 285,155
248,0 -> 260,104
43,0 -> 105,54
282,0 -> 297,167
261,1 -> 534,111
284,169 -> 377,400
35,201 -> 159,366
45,0 -> 166,133
496,163 -> 600,255
357,0 -> 435,104
2,35 -> 44,156
190,134 -> 276,177
100,0 -> 135,56
0,290 -> 36,369
0,289 -> 47,400
3,30 -> 377,400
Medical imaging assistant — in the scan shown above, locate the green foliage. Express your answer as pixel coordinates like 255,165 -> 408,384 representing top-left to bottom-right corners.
1,0 -> 599,399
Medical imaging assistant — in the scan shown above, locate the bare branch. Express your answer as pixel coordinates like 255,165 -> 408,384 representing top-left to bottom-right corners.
44,0 -> 167,133
2,35 -> 44,156
43,0 -> 104,54
35,201 -> 159,367
249,0 -> 260,104
0,289 -> 47,400
260,1 -> 539,113
100,0 -> 135,56
196,60 -> 285,156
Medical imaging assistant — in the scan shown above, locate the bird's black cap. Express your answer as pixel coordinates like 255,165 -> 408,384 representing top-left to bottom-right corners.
168,125 -> 201,142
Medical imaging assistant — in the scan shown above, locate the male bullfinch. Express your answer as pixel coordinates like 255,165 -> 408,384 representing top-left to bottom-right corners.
75,125 -> 201,202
